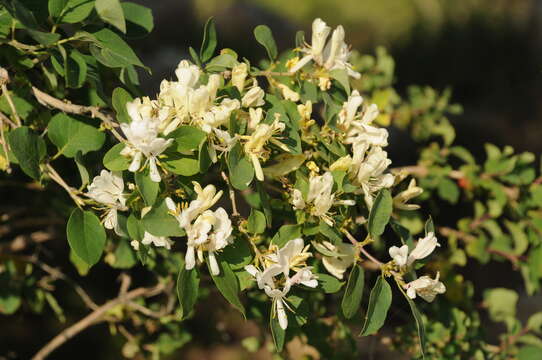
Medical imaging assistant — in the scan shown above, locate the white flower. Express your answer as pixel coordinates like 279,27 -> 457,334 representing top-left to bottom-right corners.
231,63 -> 248,92
408,232 -> 440,265
200,98 -> 240,133
388,244 -> 409,267
242,86 -> 265,108
289,18 -> 360,79
86,170 -> 126,234
393,179 -> 423,210
211,127 -> 237,154
388,232 -> 440,267
267,238 -> 312,277
184,208 -> 233,275
141,231 -> 172,250
175,60 -> 200,88
322,242 -> 356,279
277,83 -> 300,102
120,99 -> 174,182
337,90 -> 363,130
292,171 -> 354,225
248,107 -> 263,131
166,182 -> 223,228
351,146 -> 394,208
404,272 -> 446,302
244,117 -> 288,181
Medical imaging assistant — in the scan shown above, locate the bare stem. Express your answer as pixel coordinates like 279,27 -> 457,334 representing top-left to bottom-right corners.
221,171 -> 240,217
343,230 -> 383,266
31,87 -> 125,143
31,282 -> 165,360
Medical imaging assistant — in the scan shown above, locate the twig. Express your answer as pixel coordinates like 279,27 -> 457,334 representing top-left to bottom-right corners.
46,164 -> 85,208
0,113 -> 12,173
31,87 -> 125,143
342,230 -> 383,266
31,282 -> 165,360
221,171 -> 240,217
25,256 -> 98,310
255,71 -> 295,77
0,110 -> 17,128
391,165 -> 463,179
1,68 -> 21,127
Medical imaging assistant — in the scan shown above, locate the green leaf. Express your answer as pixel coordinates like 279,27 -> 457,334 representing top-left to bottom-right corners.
142,200 -> 184,237
162,155 -> 199,177
95,0 -> 126,33
198,141 -> 212,173
27,30 -> 60,46
126,214 -> 145,241
205,54 -> 237,72
49,0 -> 68,18
121,2 -> 153,37
227,144 -> 254,190
169,126 -> 207,152
272,224 -> 302,248
60,0 -> 95,24
254,25 -> 277,60
247,209 -> 266,234
401,286 -> 426,357
341,264 -> 365,319
66,208 -> 106,267
48,113 -> 105,158
368,189 -> 392,239
103,143 -> 130,171
256,180 -> 272,227
111,238 -> 137,269
7,126 -> 46,180
360,276 -> 392,336
74,151 -> 89,187
135,169 -> 159,206
200,17 -> 217,63
209,257 -> 245,316
65,49 -> 87,88
437,177 -> 460,204
92,28 -> 145,69
330,69 -> 350,95
270,310 -> 285,352
112,87 -> 133,123
221,239 -> 253,270
318,273 -> 344,294
483,287 -> 518,323
177,266 -> 200,320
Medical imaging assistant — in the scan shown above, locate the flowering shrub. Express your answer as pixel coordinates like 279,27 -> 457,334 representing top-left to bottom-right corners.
1,2 -> 541,359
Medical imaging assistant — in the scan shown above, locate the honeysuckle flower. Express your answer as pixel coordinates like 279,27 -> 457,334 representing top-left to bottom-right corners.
248,107 -> 263,130
337,90 -> 363,130
350,146 -> 394,208
246,263 -> 293,330
408,232 -> 440,264
321,241 -> 356,279
242,86 -> 265,108
291,172 -> 354,225
388,244 -> 409,267
266,238 -> 313,277
175,59 -> 201,88
404,272 -> 446,302
211,127 -> 237,154
184,207 -> 233,275
86,170 -> 127,234
388,232 -> 440,267
244,116 -> 288,181
393,179 -> 423,210
140,231 -> 172,250
165,182 -> 223,228
289,18 -> 360,79
199,98 -> 240,133
277,83 -> 300,102
120,100 -> 174,182
231,63 -> 248,92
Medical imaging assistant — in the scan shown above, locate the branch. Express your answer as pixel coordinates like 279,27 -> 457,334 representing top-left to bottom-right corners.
31,282 -> 166,360
46,164 -> 85,208
31,87 -> 125,143
221,171 -> 240,217
342,230 -> 383,266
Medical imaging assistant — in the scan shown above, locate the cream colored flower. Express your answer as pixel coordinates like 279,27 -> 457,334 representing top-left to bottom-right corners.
408,232 -> 440,265
277,83 -> 300,102
165,182 -> 223,228
404,272 -> 446,302
242,86 -> 265,108
87,170 -> 127,235
141,231 -> 172,250
231,63 -> 248,92
393,179 -> 423,210
322,242 -> 356,279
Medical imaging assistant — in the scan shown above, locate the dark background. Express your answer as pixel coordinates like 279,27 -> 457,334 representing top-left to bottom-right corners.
2,0 -> 542,359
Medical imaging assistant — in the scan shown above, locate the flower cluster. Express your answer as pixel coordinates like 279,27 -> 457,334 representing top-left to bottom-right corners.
388,232 -> 446,302
245,238 -> 317,329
